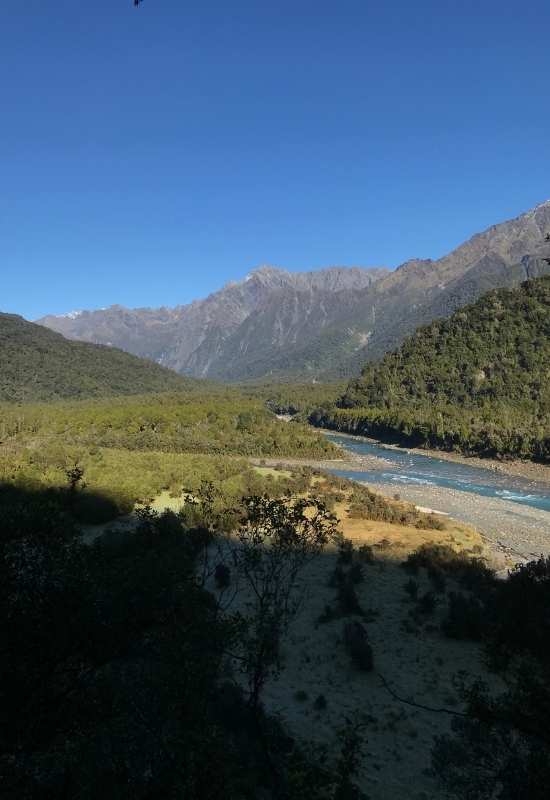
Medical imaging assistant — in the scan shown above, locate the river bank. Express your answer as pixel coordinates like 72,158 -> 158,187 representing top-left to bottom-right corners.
252,436 -> 550,562
363,479 -> 550,563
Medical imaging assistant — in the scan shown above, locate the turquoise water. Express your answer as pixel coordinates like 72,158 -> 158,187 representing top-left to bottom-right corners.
325,433 -> 550,514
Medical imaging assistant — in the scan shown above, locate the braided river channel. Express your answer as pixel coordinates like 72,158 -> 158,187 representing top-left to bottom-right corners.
324,433 -> 550,514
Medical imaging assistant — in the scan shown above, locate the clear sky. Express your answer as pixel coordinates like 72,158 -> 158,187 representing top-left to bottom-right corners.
2,0 -> 549,320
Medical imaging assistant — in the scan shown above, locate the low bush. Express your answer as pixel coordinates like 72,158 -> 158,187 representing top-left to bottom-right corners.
313,694 -> 327,711
403,578 -> 419,600
486,556 -> 550,669
441,592 -> 485,640
317,604 -> 336,624
337,578 -> 364,616
215,563 -> 231,589
417,591 -> 437,615
338,538 -> 355,565
343,621 -> 373,671
349,563 -> 365,584
402,544 -> 494,593
329,565 -> 346,588
357,544 -> 374,564
428,565 -> 447,594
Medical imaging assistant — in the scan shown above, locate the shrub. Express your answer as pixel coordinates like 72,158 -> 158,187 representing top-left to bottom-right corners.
215,562 -> 231,589
343,621 -> 373,671
338,578 -> 364,616
421,515 -> 445,531
313,694 -> 327,711
428,565 -> 447,594
338,539 -> 355,565
404,578 -> 419,600
417,591 -> 436,615
317,604 -> 336,624
349,563 -> 365,584
357,544 -> 374,564
402,543 -> 494,593
486,556 -> 550,669
329,565 -> 346,588
401,557 -> 419,575
441,592 -> 485,640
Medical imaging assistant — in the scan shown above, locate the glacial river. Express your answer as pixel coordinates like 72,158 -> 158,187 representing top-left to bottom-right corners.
324,433 -> 550,514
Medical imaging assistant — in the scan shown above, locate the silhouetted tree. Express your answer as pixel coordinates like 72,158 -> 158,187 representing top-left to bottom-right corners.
232,495 -> 338,709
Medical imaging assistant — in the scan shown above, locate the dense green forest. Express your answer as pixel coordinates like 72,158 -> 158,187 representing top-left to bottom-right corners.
1,391 -> 336,457
0,390 -> 339,522
241,380 -> 347,416
0,312 -> 195,401
1,388 -> 446,530
311,277 -> 550,461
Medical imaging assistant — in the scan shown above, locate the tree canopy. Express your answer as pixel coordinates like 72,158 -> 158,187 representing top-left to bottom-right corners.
311,276 -> 550,461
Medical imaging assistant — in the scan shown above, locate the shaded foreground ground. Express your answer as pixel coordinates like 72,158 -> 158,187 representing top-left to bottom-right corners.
257,553 -> 494,799
202,497 -> 496,800
83,472 -> 520,798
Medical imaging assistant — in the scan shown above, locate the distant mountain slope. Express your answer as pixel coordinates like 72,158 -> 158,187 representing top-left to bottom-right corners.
0,313 -> 195,403
37,201 -> 550,381
313,276 -> 550,461
37,266 -> 390,378
334,202 -> 550,377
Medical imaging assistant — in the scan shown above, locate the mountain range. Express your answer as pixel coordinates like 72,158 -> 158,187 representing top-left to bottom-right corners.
37,201 -> 550,382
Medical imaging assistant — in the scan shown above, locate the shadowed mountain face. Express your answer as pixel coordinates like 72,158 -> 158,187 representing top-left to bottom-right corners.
37,202 -> 550,381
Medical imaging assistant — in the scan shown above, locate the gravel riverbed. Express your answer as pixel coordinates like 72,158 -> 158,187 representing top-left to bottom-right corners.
253,452 -> 550,562
366,479 -> 550,563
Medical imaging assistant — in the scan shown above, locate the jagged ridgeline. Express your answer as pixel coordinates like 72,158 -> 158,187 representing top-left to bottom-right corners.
313,276 -> 550,461
0,312 -> 196,402
37,201 -> 550,382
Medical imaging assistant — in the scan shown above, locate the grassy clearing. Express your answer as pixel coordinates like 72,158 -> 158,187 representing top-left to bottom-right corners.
252,465 -> 294,479
334,499 -> 483,559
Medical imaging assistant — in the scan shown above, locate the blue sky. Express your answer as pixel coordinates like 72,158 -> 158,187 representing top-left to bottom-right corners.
2,0 -> 549,319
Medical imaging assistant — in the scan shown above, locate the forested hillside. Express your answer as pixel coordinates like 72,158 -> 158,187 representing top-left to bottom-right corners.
312,276 -> 550,461
0,312 -> 194,402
